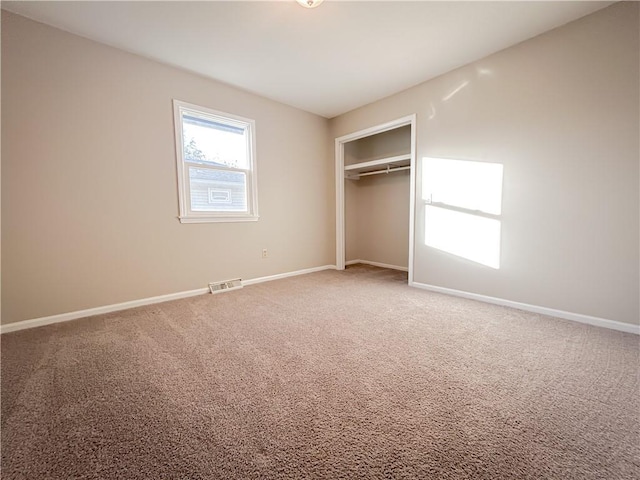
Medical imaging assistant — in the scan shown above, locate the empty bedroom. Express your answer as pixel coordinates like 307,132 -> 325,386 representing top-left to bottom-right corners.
1,1 -> 638,479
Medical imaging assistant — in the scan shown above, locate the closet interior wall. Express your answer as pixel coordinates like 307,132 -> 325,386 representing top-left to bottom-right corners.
345,126 -> 411,270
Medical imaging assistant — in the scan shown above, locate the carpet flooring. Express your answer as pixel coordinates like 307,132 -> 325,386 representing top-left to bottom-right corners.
1,265 -> 639,479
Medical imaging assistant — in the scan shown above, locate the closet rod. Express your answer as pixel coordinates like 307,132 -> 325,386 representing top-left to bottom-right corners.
349,165 -> 411,179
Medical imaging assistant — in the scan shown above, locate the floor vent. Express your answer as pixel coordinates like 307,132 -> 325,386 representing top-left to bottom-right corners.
208,279 -> 243,294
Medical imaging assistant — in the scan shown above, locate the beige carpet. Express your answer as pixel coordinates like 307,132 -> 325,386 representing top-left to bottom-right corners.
2,265 -> 639,479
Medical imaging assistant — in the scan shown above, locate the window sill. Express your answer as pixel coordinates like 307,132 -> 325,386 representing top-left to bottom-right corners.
178,215 -> 259,224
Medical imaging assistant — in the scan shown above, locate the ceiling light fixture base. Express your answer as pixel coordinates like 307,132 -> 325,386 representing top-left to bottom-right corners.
296,0 -> 324,9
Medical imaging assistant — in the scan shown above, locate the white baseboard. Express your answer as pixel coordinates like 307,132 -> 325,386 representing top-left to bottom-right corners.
6,266 -> 635,336
345,259 -> 408,272
0,265 -> 337,334
242,265 -> 336,286
410,281 -> 639,335
0,287 -> 210,334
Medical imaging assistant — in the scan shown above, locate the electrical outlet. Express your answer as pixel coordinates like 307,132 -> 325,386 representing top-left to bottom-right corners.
262,248 -> 268,258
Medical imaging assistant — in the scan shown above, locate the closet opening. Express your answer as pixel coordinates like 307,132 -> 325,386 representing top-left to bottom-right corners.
335,115 -> 417,284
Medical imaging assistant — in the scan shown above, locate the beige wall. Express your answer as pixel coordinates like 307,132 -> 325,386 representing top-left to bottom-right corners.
332,2 -> 640,326
1,12 -> 334,325
349,172 -> 410,268
3,3 -> 639,327
345,180 -> 359,262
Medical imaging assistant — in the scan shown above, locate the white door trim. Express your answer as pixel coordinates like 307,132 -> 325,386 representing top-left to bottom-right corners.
335,114 -> 417,284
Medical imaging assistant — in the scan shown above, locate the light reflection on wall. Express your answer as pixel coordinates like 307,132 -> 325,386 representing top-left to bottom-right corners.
422,157 -> 504,269
441,80 -> 470,102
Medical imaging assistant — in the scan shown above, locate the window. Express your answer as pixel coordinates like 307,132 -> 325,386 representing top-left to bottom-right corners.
173,100 -> 258,223
422,157 -> 503,269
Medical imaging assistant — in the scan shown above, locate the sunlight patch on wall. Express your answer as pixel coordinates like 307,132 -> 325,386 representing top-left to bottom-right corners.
425,207 -> 501,269
423,157 -> 504,269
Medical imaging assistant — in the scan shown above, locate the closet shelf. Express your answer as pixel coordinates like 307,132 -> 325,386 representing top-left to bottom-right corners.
344,153 -> 411,179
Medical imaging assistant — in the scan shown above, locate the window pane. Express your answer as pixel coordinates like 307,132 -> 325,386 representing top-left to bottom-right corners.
188,167 -> 247,213
425,206 -> 501,269
422,157 -> 503,215
182,113 -> 248,169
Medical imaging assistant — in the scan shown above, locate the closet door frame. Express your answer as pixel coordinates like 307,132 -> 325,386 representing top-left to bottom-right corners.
335,114 -> 417,285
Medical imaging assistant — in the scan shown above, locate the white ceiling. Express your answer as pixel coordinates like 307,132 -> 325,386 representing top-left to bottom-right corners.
3,0 -> 615,118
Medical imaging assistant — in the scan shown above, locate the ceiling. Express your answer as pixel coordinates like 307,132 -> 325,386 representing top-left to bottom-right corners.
2,1 -> 615,118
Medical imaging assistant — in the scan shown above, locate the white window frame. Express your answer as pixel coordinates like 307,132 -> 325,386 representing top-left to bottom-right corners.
173,100 -> 259,223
